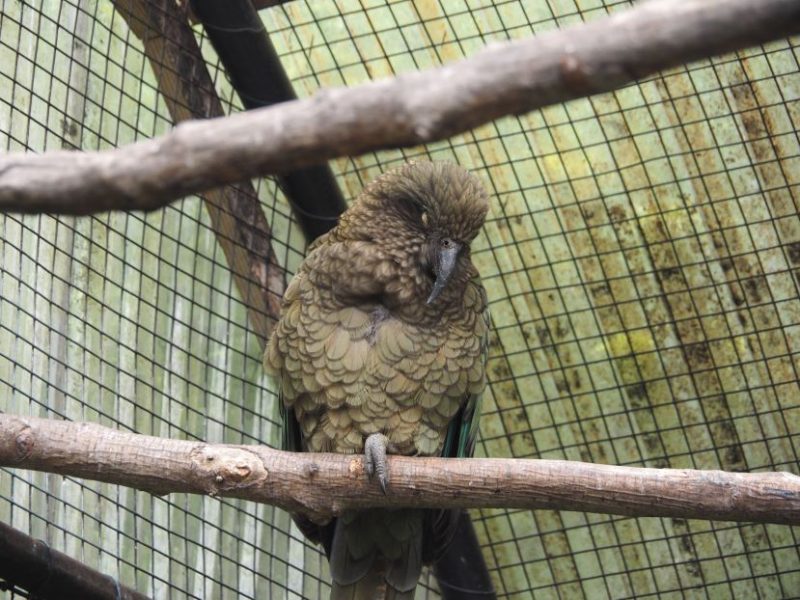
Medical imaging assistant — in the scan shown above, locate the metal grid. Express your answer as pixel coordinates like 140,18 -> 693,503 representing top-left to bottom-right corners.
1,0 -> 799,598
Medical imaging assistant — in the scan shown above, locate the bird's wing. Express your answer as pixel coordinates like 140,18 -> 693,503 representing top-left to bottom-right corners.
271,259 -> 337,552
442,280 -> 489,460
277,389 -> 334,553
425,280 -> 489,561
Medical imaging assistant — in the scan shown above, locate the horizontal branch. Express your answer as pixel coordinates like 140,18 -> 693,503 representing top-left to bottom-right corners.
2,415 -> 798,525
2,0 -> 799,214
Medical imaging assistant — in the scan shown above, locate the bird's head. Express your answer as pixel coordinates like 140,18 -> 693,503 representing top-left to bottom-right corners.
339,161 -> 489,308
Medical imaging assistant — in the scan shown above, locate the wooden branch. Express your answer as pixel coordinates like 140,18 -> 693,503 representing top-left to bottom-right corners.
112,0 -> 285,342
2,415 -> 798,525
0,521 -> 149,600
1,0 -> 798,214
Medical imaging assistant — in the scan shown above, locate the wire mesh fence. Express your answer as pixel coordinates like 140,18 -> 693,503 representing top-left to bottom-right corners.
1,0 -> 799,598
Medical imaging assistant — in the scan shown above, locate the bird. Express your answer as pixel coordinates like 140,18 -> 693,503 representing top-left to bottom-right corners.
264,160 -> 489,599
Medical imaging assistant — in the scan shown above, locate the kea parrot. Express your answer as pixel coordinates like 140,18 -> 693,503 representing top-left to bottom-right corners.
264,161 -> 489,599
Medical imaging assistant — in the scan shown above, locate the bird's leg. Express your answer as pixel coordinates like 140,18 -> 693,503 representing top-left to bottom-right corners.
364,433 -> 392,494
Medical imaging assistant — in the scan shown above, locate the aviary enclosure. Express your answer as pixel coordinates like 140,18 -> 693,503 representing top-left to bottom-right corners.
0,0 -> 799,598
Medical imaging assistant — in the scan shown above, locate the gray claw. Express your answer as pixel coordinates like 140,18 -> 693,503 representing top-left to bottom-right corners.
364,433 -> 389,494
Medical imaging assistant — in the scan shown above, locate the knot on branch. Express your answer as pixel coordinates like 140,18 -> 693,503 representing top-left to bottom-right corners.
14,425 -> 34,461
559,53 -> 592,93
190,445 -> 268,495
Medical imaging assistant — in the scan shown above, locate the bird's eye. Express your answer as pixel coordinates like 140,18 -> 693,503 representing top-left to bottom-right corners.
441,238 -> 453,248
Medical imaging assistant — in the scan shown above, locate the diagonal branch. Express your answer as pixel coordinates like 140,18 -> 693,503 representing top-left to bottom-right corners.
2,414 -> 798,525
1,0 -> 798,214
0,521 -> 150,600
113,0 -> 285,342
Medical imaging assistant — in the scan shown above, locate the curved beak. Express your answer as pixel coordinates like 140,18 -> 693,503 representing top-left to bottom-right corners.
426,241 -> 462,304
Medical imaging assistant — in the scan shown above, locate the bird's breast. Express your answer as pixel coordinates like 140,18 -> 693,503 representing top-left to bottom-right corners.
365,305 -> 392,345
285,298 -> 482,456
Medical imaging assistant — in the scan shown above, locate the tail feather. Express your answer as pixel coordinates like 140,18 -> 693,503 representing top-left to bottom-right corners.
329,515 -> 374,587
330,567 -> 414,600
329,509 -> 423,600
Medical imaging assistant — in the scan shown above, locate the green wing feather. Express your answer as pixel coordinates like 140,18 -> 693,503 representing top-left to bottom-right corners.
442,304 -> 489,459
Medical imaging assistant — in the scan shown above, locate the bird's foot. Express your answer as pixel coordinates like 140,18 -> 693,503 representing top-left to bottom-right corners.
364,433 -> 390,494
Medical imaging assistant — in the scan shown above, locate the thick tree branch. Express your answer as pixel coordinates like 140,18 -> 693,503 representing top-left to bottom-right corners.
2,415 -> 798,525
1,0 -> 798,214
